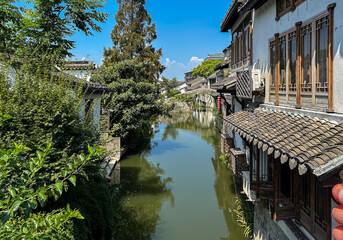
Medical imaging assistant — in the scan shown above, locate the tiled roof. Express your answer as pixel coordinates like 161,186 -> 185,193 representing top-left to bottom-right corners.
211,76 -> 236,90
188,81 -> 206,91
208,70 -> 219,80
214,61 -> 230,71
62,61 -> 98,70
224,108 -> 343,178
188,76 -> 207,86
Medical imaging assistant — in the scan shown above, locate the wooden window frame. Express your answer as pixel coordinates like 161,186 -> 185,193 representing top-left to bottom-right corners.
299,174 -> 331,240
301,23 -> 312,92
269,5 -> 335,111
276,0 -> 306,20
288,30 -> 297,92
315,14 -> 329,93
279,34 -> 287,92
269,38 -> 276,95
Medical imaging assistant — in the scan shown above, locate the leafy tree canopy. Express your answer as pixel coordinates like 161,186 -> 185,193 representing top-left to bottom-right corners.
1,0 -> 108,60
92,62 -> 169,147
0,56 -> 97,155
161,76 -> 179,94
103,0 -> 164,82
192,59 -> 223,79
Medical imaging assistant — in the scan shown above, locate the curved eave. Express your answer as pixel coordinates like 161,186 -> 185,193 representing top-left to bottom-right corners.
220,1 -> 243,32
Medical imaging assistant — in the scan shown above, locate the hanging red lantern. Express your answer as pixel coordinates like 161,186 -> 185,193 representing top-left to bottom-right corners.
333,183 -> 343,240
333,205 -> 343,226
333,184 -> 343,204
217,97 -> 221,110
333,225 -> 343,240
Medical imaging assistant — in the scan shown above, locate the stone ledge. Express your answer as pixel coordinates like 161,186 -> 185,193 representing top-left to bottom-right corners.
261,104 -> 343,124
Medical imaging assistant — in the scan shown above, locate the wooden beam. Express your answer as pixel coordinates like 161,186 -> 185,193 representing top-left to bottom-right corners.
250,142 -> 253,188
257,147 -> 260,198
327,3 -> 336,113
294,170 -> 300,220
250,20 -> 253,66
290,0 -> 295,11
242,30 -> 245,69
295,21 -> 302,109
275,33 -> 280,106
310,175 -> 316,233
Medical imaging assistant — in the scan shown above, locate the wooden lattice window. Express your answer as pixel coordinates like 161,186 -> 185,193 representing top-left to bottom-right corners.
315,180 -> 328,231
245,29 -> 249,58
288,31 -> 296,92
276,0 -> 307,20
270,41 -> 276,92
232,40 -> 236,67
301,24 -> 312,92
316,15 -> 329,92
300,173 -> 311,216
279,35 -> 287,91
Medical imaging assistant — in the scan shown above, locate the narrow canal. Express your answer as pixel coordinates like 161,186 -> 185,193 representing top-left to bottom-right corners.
112,111 -> 246,240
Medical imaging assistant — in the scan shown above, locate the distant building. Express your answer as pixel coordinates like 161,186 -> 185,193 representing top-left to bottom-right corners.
174,81 -> 187,93
184,70 -> 195,83
187,76 -> 208,91
205,53 -> 224,61
62,60 -> 98,82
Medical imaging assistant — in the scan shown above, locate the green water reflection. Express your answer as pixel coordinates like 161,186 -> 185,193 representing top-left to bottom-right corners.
113,111 -> 246,240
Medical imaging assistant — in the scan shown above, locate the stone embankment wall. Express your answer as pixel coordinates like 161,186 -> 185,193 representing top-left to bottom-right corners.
254,201 -> 289,240
165,91 -> 215,112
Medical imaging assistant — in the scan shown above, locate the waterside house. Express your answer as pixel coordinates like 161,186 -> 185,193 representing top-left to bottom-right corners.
184,70 -> 196,83
218,0 -> 343,239
186,76 -> 208,92
174,81 -> 188,93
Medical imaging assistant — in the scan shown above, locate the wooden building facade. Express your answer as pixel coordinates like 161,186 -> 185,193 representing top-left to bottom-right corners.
219,0 -> 343,239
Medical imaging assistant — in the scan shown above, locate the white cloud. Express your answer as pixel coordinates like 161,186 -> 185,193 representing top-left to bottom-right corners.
165,58 -> 176,67
190,56 -> 204,64
82,56 -> 87,61
162,56 -> 204,81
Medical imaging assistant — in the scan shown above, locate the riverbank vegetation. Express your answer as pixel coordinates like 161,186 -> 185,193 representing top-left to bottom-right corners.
0,0 -> 168,239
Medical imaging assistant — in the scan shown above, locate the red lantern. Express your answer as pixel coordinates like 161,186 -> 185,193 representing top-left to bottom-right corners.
333,225 -> 343,240
217,97 -> 221,110
333,184 -> 343,204
333,205 -> 343,225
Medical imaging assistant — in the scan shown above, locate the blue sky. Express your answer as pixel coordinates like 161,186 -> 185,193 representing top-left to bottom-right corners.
70,0 -> 232,81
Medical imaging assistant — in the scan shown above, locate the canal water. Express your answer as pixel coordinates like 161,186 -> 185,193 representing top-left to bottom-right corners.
113,111 -> 246,240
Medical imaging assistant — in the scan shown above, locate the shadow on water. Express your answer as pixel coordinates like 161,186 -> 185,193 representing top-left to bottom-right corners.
112,154 -> 174,240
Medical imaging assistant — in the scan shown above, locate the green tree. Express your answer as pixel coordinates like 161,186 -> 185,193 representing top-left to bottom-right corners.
192,59 -> 223,79
0,56 -> 97,155
103,0 -> 164,82
161,76 -> 179,93
92,63 -> 168,148
0,114 -> 105,239
5,0 -> 108,59
0,0 -> 23,60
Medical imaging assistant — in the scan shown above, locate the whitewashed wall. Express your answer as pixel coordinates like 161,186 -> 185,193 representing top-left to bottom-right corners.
253,0 -> 343,113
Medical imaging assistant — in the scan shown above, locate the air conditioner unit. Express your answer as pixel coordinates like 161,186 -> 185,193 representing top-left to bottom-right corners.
251,69 -> 263,91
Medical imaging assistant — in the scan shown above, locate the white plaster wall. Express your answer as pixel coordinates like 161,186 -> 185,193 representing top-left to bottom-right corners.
253,0 -> 343,113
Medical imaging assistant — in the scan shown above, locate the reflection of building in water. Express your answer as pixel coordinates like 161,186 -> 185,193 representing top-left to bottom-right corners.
192,110 -> 215,127
160,111 -> 216,128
